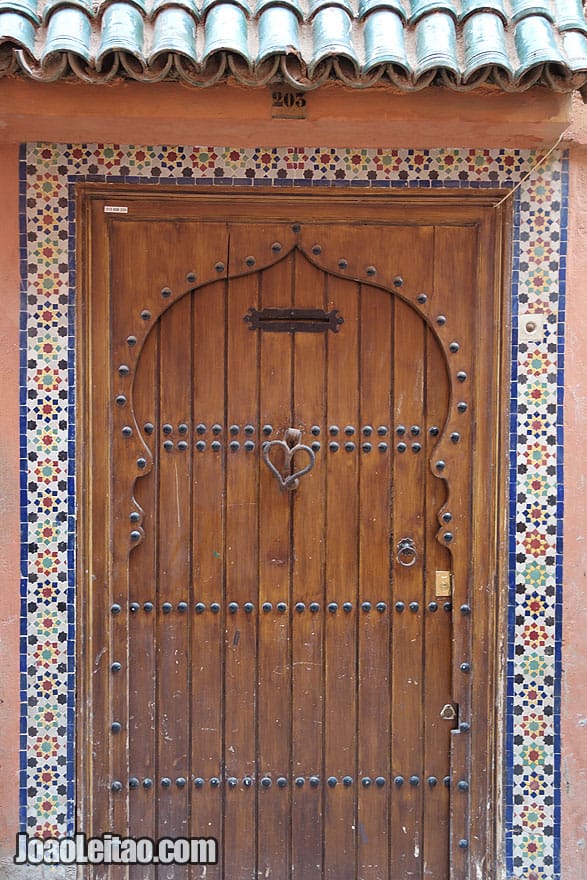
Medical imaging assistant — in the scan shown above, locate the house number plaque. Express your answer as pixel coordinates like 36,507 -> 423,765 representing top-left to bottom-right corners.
270,88 -> 307,119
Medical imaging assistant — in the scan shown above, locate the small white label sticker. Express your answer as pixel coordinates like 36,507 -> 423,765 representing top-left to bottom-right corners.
104,206 -> 128,214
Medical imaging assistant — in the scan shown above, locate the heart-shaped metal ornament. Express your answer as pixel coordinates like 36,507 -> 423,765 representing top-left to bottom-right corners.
262,429 -> 316,491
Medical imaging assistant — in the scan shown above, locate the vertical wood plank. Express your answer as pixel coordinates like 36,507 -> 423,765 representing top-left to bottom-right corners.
469,213 -> 500,873
291,252 -> 327,879
86,204 -> 115,879
223,260 -> 260,880
156,293 -> 192,879
356,283 -> 392,880
422,302 -> 452,880
128,323 -> 158,880
432,225 -> 477,875
257,253 -> 294,880
87,202 -> 110,816
120,219 -> 201,877
109,220 -> 154,863
191,278 -> 226,880
323,273 -> 359,880
389,292 -> 429,880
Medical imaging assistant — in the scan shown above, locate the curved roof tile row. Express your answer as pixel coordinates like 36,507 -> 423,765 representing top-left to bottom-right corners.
0,0 -> 586,89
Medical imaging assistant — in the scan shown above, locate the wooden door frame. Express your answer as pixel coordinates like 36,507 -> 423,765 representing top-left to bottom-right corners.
76,184 -> 512,879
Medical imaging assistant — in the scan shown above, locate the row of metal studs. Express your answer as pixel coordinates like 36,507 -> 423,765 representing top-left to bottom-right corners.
111,774 -> 468,791
121,423 -> 460,437
111,601 -> 469,615
136,440 -> 443,453
131,441 -> 463,463
136,442 -> 457,453
131,436 -> 464,469
118,419 -> 465,458
111,774 -> 475,845
111,602 -> 472,678
131,424 -> 451,435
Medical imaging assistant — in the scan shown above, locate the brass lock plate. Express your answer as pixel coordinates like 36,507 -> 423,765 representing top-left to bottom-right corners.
440,703 -> 457,721
435,570 -> 452,597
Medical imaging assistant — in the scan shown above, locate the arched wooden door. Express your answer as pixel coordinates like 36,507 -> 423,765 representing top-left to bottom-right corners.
80,190 -> 503,880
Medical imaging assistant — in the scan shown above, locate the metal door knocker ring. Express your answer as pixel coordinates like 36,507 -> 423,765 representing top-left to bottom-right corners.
262,428 -> 316,491
396,537 -> 417,567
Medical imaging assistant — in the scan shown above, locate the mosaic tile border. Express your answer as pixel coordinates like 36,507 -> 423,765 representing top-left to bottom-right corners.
19,144 -> 566,879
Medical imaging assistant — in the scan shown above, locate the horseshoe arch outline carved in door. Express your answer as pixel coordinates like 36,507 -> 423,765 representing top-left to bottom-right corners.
78,189 -> 507,880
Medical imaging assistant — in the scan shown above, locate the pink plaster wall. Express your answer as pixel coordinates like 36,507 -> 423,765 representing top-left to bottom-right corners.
0,143 -> 22,847
561,99 -> 587,880
0,80 -> 573,148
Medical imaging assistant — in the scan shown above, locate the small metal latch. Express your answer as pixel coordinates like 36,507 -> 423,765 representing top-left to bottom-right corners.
440,704 -> 457,721
435,570 -> 452,597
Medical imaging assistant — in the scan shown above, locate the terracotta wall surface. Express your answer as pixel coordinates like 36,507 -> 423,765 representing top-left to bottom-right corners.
561,97 -> 587,880
0,80 -> 585,879
0,80 -> 574,148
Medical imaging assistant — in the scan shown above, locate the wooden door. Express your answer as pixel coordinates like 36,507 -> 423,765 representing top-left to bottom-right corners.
79,189 -> 504,880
